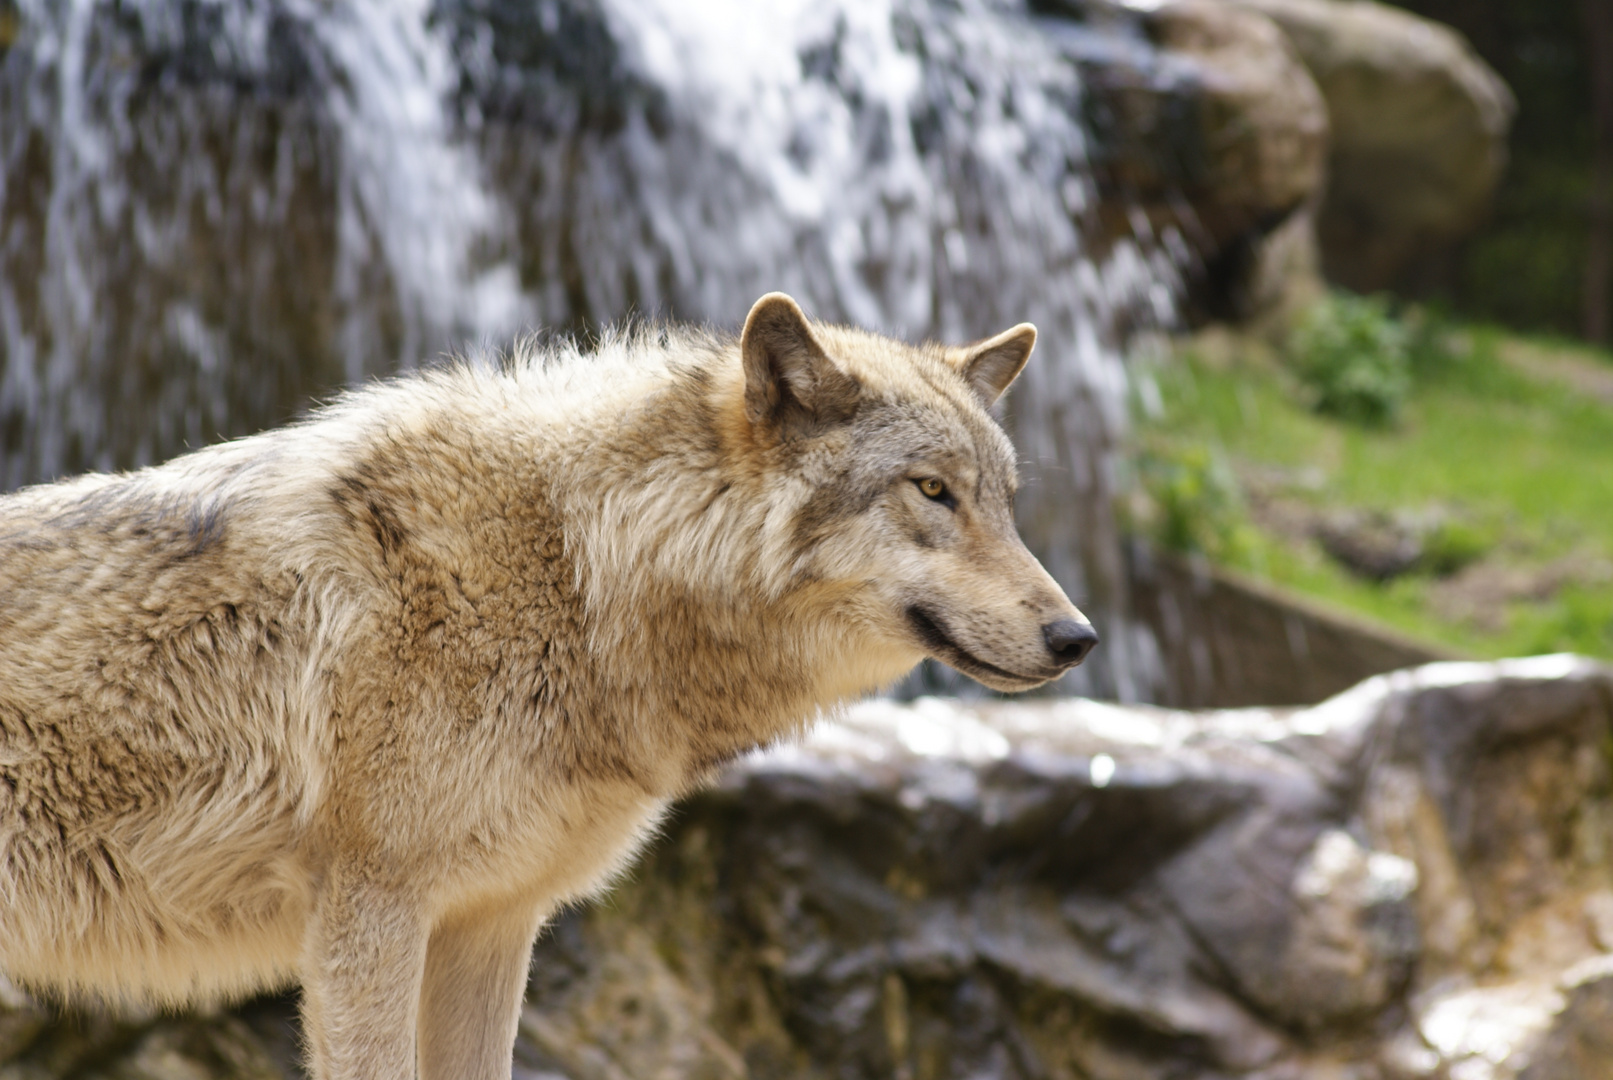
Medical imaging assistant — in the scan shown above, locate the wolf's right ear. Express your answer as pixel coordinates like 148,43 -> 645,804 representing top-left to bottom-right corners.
954,323 -> 1037,408
741,293 -> 860,435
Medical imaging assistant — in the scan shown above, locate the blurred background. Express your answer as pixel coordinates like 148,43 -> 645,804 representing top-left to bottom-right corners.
1,0 -> 1610,707
4,2 -> 1613,1078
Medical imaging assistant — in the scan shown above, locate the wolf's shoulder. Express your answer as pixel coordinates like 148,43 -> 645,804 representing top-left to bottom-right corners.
0,322 -> 735,580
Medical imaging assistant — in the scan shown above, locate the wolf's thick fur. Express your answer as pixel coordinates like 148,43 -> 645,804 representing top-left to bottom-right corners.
0,294 -> 1093,1078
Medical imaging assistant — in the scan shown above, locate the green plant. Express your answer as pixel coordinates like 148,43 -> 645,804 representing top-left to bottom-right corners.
1419,518 -> 1492,577
1133,444 -> 1250,561
1287,294 -> 1412,426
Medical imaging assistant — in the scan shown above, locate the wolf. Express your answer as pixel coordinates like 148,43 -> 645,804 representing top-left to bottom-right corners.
0,292 -> 1096,1078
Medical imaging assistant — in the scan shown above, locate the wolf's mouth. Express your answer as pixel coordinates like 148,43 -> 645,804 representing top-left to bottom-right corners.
904,605 -> 1045,688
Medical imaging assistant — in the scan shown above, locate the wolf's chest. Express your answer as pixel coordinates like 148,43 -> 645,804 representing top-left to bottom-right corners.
428,776 -> 673,917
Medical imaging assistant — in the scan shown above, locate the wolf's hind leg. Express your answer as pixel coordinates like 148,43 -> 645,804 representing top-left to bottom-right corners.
417,899 -> 547,1080
300,869 -> 430,1080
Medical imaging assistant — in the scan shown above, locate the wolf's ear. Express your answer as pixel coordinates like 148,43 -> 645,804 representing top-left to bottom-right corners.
741,292 -> 860,435
955,323 -> 1037,408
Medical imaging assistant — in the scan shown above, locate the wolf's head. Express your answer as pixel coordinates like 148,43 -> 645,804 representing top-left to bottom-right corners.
740,292 -> 1097,693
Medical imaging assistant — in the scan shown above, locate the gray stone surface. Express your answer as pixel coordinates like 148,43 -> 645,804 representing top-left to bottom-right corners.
6,657 -> 1613,1078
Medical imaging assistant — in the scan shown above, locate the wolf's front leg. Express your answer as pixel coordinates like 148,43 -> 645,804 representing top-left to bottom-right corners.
300,868 -> 431,1080
417,900 -> 549,1080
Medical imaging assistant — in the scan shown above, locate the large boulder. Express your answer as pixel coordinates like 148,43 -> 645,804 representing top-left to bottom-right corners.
1141,0 -> 1329,326
1144,1 -> 1327,249
6,657 -> 1613,1078
1046,0 -> 1330,320
1231,0 -> 1516,293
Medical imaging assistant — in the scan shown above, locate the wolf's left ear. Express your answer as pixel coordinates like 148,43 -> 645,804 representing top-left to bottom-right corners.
955,323 -> 1037,408
741,292 -> 861,436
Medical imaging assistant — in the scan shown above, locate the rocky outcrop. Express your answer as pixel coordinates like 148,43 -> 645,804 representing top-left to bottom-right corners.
1230,0 -> 1516,293
1047,0 -> 1330,320
5,657 -> 1613,1078
1144,2 -> 1327,250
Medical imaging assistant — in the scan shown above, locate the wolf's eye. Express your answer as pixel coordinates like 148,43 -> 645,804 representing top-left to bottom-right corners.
916,478 -> 947,500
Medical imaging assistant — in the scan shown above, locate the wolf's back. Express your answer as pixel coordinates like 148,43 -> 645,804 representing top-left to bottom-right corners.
0,431 -> 349,1001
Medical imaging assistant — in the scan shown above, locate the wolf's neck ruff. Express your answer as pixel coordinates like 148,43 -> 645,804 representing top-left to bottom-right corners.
0,293 -> 1094,1080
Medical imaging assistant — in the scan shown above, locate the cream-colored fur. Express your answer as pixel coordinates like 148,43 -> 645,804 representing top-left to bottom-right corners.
0,293 -> 1093,1078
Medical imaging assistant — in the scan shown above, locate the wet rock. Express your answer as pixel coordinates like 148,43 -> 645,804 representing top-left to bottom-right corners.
1412,958 -> 1613,1080
1145,2 -> 1326,236
1278,829 -> 1420,1026
1518,958 -> 1613,1080
508,657 -> 1613,1079
0,1001 -> 292,1080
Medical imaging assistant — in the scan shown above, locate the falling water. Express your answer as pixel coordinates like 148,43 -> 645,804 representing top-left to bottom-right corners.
0,0 -> 1183,701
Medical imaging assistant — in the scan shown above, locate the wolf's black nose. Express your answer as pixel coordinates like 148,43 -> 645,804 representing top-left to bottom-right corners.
1043,619 -> 1099,667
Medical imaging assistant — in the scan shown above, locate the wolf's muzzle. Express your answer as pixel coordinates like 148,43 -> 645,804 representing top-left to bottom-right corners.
1043,619 -> 1099,668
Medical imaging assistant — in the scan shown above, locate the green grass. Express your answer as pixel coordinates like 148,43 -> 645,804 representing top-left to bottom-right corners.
1132,320 -> 1613,660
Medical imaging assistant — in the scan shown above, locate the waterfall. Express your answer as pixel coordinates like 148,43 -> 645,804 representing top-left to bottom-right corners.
0,0 -> 532,484
0,0 -> 1184,701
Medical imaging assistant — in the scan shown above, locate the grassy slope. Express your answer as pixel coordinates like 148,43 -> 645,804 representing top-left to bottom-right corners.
1134,325 -> 1613,660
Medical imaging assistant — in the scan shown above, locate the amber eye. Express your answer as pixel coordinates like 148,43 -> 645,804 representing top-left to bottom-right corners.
917,478 -> 946,500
